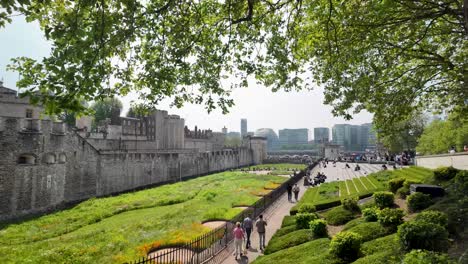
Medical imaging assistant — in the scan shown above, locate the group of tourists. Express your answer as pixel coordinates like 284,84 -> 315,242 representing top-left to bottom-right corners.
232,214 -> 268,260
287,183 -> 301,202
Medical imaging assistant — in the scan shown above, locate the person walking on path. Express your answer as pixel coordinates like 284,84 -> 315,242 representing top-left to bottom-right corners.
232,222 -> 245,260
242,216 -> 253,249
255,215 -> 268,251
287,184 -> 293,202
292,184 -> 300,202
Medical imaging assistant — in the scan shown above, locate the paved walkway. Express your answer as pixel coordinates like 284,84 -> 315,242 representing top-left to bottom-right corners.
215,167 -> 319,264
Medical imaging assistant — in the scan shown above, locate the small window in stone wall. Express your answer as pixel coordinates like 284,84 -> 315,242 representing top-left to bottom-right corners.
26,109 -> 33,118
58,153 -> 67,163
18,154 -> 36,165
43,153 -> 56,164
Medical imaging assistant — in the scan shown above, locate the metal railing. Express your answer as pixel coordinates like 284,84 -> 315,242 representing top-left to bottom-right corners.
127,163 -> 316,264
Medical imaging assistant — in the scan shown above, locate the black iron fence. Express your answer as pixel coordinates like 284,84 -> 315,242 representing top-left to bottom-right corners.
127,162 -> 316,264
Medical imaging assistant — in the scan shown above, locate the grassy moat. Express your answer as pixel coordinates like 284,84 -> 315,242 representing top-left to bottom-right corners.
0,166 -> 293,263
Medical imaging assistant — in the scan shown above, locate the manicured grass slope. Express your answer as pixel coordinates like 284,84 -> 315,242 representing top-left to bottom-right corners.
293,167 -> 433,212
0,171 -> 286,263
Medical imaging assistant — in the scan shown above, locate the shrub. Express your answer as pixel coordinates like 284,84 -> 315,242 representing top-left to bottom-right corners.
309,219 -> 328,238
378,208 -> 405,229
264,229 -> 312,255
295,213 -> 319,229
433,166 -> 459,181
325,206 -> 355,225
407,192 -> 432,212
346,222 -> 390,242
396,186 -> 410,199
329,231 -> 363,261
414,210 -> 448,228
289,206 -> 299,216
403,180 -> 422,189
342,196 -> 360,212
397,221 -> 449,252
298,203 -> 316,214
388,178 -> 405,193
362,207 -> 380,222
454,170 -> 468,194
373,191 -> 394,209
403,249 -> 455,264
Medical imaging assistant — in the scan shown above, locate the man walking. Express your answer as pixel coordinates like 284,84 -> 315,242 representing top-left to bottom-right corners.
293,184 -> 300,202
255,215 -> 268,251
242,215 -> 253,249
287,184 -> 293,202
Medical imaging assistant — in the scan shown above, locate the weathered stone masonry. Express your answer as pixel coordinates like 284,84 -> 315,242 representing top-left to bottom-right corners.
0,114 -> 266,221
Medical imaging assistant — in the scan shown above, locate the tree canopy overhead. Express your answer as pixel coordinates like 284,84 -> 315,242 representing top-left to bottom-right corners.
2,0 -> 467,130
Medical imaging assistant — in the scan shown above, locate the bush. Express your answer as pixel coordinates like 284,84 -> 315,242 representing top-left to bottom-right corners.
397,221 -> 449,252
396,186 -> 410,199
454,170 -> 468,194
342,196 -> 360,212
325,206 -> 355,226
298,203 -> 316,214
403,249 -> 455,264
433,166 -> 459,181
388,178 -> 405,193
403,180 -> 422,189
295,213 -> 319,229
407,192 -> 432,212
346,222 -> 390,242
264,229 -> 312,255
329,231 -> 363,261
373,191 -> 394,209
378,208 -> 405,229
362,207 -> 380,222
309,219 -> 328,238
414,210 -> 448,229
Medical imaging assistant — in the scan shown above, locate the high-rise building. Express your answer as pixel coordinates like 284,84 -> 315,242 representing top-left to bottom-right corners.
332,123 -> 377,152
254,128 -> 279,150
241,119 -> 247,138
278,128 -> 309,145
314,127 -> 330,143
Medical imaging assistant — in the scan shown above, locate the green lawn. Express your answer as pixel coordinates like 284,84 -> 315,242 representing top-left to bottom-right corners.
0,171 -> 286,263
244,163 -> 307,171
292,167 -> 433,213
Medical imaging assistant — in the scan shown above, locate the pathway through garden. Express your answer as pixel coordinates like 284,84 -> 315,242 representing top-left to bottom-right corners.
213,166 -> 320,264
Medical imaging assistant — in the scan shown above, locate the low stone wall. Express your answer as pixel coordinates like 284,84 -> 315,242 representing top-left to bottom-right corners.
415,152 -> 468,170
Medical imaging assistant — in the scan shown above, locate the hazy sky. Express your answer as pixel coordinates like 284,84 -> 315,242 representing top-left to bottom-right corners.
0,17 -> 373,138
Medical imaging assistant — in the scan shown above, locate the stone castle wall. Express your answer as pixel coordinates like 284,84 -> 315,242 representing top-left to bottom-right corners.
0,116 -> 263,221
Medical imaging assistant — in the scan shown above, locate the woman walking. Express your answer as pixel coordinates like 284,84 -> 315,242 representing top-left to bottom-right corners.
293,184 -> 300,202
233,222 -> 245,260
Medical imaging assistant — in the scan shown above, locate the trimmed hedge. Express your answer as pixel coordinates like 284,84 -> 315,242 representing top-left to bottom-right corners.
362,207 -> 380,222
397,221 -> 449,252
388,178 -> 405,193
272,225 -> 298,239
343,218 -> 366,230
329,231 -> 363,261
295,213 -> 319,229
454,170 -> 468,193
310,219 -> 328,238
403,249 -> 455,264
264,229 -> 312,255
407,192 -> 432,212
414,210 -> 448,228
377,208 -> 405,230
298,203 -> 316,214
346,222 -> 391,242
281,215 -> 296,227
433,166 -> 459,181
342,196 -> 360,212
325,206 -> 355,226
373,191 -> 394,209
